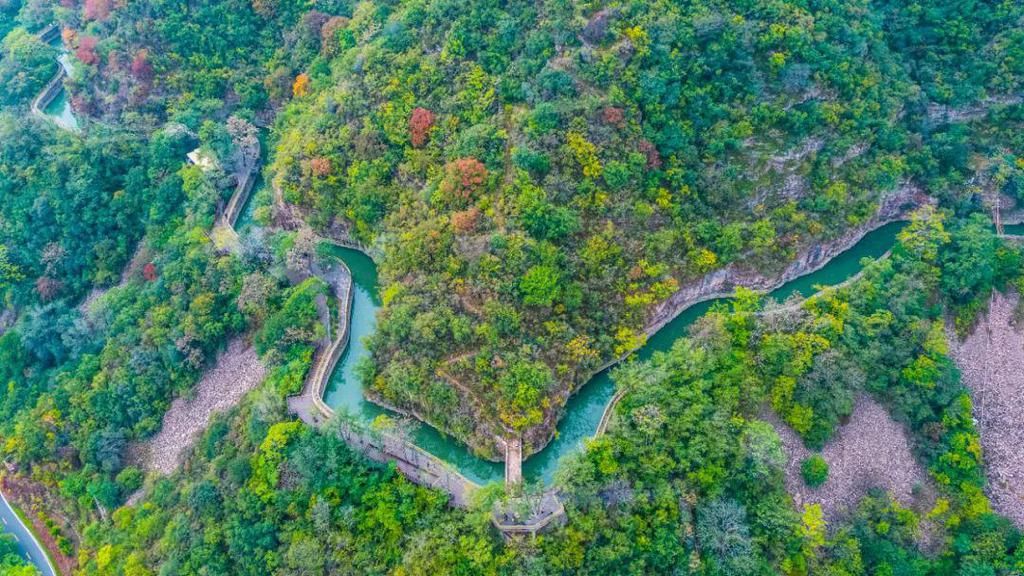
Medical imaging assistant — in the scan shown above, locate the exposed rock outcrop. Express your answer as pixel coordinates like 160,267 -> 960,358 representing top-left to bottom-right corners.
926,95 -> 1023,124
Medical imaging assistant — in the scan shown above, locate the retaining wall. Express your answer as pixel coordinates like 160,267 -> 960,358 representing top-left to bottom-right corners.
222,165 -> 258,228
287,243 -> 480,508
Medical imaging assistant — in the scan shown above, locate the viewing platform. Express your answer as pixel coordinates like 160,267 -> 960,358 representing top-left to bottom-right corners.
492,491 -> 567,540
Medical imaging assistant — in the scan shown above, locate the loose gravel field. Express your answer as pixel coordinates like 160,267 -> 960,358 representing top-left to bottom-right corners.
766,396 -> 930,523
948,291 -> 1024,527
140,338 -> 265,474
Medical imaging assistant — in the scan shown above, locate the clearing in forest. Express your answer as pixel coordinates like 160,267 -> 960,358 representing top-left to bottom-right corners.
139,338 -> 266,474
766,396 -> 931,523
948,291 -> 1024,527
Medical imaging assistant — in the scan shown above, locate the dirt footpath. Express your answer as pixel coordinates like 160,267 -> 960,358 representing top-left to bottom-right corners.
140,338 -> 265,474
766,396 -> 930,523
948,291 -> 1024,527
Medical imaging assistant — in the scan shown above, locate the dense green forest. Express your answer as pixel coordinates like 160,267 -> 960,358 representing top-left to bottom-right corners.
1,0 -> 1024,574
269,0 -> 1024,456
69,210 -> 1024,575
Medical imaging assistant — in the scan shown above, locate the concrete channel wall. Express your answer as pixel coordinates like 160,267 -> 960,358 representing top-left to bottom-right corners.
287,241 -> 480,508
29,25 -> 66,121
222,165 -> 258,228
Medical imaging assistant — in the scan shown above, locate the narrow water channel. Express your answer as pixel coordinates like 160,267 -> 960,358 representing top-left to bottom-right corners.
1004,223 -> 1024,235
41,37 -> 78,131
234,172 -> 263,232
320,221 -> 906,485
318,245 -> 507,482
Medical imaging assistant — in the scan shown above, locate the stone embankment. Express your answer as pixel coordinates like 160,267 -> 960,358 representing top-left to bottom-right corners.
287,257 -> 352,425
926,95 -> 1023,125
647,184 -> 927,335
30,25 -> 71,127
948,291 -> 1024,527
30,68 -> 65,119
538,185 -> 929,452
286,242 -> 481,508
222,160 -> 259,228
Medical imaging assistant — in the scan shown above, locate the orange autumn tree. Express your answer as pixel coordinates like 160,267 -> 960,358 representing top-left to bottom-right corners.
438,157 -> 487,207
310,157 -> 331,177
451,207 -> 480,233
292,73 -> 310,97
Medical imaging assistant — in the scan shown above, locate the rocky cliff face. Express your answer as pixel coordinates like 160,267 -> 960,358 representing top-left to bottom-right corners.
519,184 -> 932,460
646,184 -> 931,336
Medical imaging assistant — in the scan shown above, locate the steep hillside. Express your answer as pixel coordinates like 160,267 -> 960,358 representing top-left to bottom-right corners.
269,0 -> 1024,456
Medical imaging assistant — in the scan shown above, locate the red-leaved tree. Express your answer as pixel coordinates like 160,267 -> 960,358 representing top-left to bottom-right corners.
76,36 -> 99,66
638,139 -> 661,169
602,106 -> 625,127
35,277 -> 62,301
409,107 -> 435,148
131,50 -> 153,81
439,158 -> 488,204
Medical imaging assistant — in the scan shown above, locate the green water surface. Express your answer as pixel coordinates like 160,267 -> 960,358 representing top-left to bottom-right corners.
321,221 -> 906,485
234,172 -> 264,232
41,51 -> 78,131
43,89 -> 78,131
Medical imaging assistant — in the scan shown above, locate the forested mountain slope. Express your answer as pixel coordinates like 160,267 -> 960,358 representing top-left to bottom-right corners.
268,0 -> 1024,456
2,1 -> 1024,575
73,210 -> 1024,575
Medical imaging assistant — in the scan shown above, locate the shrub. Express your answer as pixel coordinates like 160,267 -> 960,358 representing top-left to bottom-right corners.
801,455 -> 829,487
438,157 -> 488,205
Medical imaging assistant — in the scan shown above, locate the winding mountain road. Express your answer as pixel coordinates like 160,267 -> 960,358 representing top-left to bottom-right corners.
0,489 -> 57,576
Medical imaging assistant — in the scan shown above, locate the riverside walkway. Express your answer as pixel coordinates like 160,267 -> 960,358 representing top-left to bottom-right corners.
286,242 -> 481,508
283,235 -> 567,533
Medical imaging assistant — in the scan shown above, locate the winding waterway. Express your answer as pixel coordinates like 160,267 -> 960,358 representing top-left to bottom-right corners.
40,33 -> 78,130
43,54 -> 77,130
319,221 -> 907,485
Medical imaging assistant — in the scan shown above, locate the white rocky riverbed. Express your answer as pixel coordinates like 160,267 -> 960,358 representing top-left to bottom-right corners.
766,396 -> 931,523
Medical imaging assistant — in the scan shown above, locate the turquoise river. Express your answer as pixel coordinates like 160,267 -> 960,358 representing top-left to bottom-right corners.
319,221 -> 906,486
